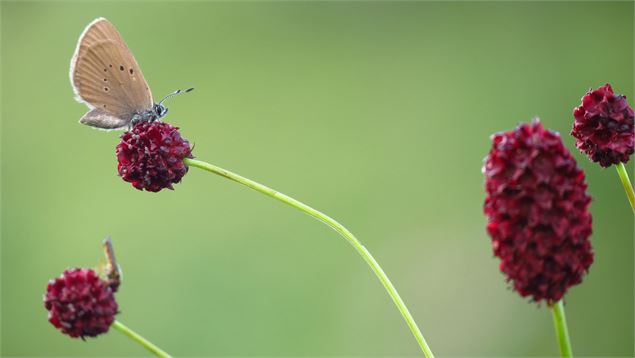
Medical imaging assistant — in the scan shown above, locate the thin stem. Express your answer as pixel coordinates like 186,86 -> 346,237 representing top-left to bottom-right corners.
615,162 -> 635,213
551,300 -> 573,357
184,158 -> 434,357
111,320 -> 173,358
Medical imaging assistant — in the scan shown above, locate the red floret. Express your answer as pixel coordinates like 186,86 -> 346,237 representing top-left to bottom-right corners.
484,119 -> 593,303
116,121 -> 192,192
572,84 -> 634,167
44,268 -> 118,338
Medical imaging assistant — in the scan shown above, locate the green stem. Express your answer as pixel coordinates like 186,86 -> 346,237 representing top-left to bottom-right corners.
184,157 -> 434,357
111,320 -> 172,358
551,300 -> 573,357
615,163 -> 635,213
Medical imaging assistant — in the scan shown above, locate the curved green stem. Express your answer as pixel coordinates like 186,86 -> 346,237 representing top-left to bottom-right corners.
615,163 -> 635,213
111,320 -> 173,358
551,300 -> 573,357
184,158 -> 434,357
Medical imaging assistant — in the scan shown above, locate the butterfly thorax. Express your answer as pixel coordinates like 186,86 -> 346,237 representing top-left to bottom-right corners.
131,103 -> 168,125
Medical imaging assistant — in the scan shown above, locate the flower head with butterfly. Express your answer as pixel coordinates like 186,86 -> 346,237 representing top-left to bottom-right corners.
70,18 -> 194,192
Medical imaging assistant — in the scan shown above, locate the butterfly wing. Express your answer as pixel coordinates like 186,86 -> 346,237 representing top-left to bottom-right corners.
70,18 -> 153,126
79,108 -> 130,129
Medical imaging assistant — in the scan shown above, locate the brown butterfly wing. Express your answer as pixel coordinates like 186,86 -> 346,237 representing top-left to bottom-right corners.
70,18 -> 153,122
79,108 -> 129,129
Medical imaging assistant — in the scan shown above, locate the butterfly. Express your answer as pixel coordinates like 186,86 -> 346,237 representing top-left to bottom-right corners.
70,17 -> 192,130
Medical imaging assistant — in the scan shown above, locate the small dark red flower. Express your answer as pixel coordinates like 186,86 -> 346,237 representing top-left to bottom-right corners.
572,84 -> 634,167
116,121 -> 192,192
44,268 -> 118,338
483,119 -> 593,303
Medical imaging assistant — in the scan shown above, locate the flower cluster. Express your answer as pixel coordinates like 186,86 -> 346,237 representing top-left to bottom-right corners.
116,121 -> 193,192
44,268 -> 118,338
483,119 -> 594,303
572,84 -> 634,167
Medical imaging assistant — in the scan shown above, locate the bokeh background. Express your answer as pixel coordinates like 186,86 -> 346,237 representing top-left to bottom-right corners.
1,1 -> 633,357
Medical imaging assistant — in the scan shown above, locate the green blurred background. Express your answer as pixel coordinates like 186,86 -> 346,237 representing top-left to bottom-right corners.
1,1 -> 633,356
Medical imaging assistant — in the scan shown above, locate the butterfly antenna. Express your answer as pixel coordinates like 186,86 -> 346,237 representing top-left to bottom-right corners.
159,88 -> 194,105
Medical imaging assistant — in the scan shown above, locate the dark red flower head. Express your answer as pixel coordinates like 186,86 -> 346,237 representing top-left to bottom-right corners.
483,119 -> 593,303
572,84 -> 634,167
44,268 -> 118,338
116,121 -> 193,192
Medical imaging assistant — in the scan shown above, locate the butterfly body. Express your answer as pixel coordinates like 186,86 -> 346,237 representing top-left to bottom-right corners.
70,18 -> 181,130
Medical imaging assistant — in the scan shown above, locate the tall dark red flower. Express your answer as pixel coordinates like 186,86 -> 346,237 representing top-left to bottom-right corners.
116,121 -> 193,192
483,119 -> 593,303
572,84 -> 634,167
44,268 -> 118,338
